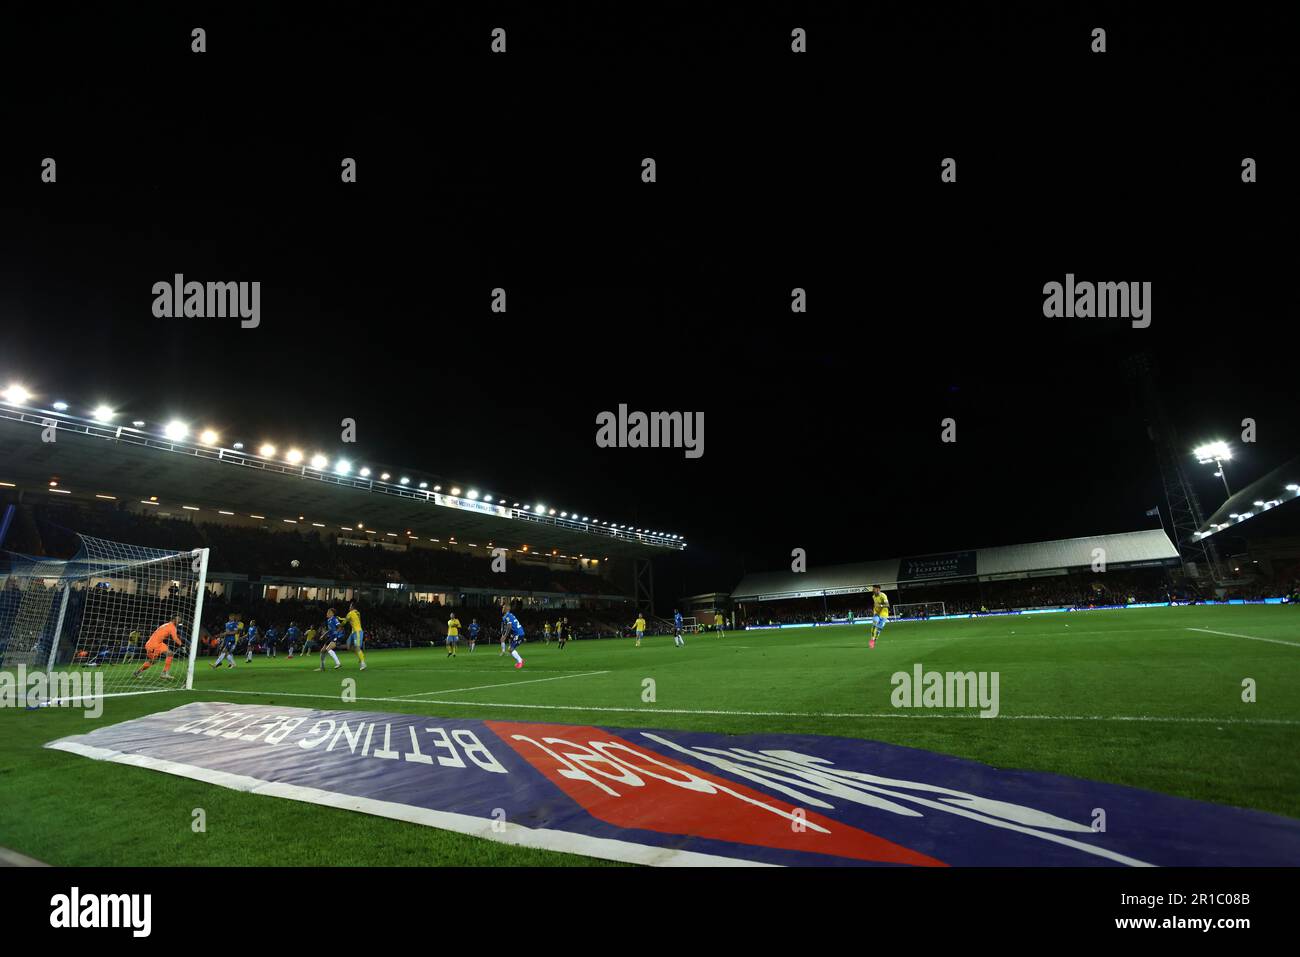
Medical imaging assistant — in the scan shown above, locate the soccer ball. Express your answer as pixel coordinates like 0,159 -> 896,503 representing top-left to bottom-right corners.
290,559 -> 300,568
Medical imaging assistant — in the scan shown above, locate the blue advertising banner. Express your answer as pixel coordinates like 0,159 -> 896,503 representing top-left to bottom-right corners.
47,702 -> 1300,867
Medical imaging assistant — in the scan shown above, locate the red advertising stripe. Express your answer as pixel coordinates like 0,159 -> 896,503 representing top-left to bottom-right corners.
488,721 -> 945,866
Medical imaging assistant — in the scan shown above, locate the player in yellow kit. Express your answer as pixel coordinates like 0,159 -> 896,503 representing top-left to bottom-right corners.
869,585 -> 890,649
446,612 -> 461,658
344,600 -> 367,671
633,613 -> 646,647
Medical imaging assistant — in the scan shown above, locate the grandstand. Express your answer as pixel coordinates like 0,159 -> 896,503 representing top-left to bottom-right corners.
730,529 -> 1186,624
0,401 -> 674,642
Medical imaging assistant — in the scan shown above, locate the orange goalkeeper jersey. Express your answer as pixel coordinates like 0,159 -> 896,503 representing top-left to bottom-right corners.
146,621 -> 179,650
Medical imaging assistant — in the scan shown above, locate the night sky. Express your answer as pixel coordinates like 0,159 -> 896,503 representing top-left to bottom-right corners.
1,4 -> 1293,599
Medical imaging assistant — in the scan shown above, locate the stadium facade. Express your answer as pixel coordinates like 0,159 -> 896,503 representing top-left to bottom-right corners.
730,529 -> 1181,604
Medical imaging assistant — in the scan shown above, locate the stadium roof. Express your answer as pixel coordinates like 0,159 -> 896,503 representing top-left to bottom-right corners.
1196,454 -> 1300,542
730,529 -> 1180,601
0,405 -> 681,560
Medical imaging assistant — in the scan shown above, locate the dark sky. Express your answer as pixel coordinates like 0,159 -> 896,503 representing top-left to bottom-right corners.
1,4 -> 1294,598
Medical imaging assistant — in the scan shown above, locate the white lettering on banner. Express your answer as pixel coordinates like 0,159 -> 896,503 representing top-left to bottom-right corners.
174,710 -> 508,775
635,735 -> 1148,866
433,493 -> 512,518
508,734 -> 825,832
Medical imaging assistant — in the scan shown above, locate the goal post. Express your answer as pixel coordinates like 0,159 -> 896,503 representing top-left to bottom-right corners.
891,601 -> 946,620
0,532 -> 211,702
185,546 -> 211,690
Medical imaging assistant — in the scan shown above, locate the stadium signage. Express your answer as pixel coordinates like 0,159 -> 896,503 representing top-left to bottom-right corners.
897,550 -> 976,582
434,493 -> 511,519
47,702 -> 1300,867
595,404 -> 704,459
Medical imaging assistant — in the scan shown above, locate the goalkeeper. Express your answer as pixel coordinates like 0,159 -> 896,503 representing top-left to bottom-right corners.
132,616 -> 185,680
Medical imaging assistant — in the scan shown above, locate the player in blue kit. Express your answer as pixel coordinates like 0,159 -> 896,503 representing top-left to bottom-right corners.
265,625 -> 279,658
501,603 -> 526,669
316,609 -> 345,670
285,622 -> 300,659
245,619 -> 260,662
211,613 -> 239,668
467,619 -> 480,653
672,609 -> 686,648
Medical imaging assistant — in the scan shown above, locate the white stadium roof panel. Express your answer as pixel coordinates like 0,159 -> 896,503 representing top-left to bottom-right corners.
731,529 -> 1179,601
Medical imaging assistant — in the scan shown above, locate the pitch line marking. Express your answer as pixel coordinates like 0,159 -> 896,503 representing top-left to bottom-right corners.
1187,627 -> 1300,649
401,670 -> 610,698
198,690 -> 1300,725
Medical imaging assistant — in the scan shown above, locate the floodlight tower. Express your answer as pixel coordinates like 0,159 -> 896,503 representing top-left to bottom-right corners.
1193,440 -> 1233,499
1125,354 -> 1224,584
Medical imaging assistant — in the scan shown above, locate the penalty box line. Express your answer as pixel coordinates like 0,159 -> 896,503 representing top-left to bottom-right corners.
195,689 -> 1300,725
1187,627 -> 1300,649
400,670 -> 610,698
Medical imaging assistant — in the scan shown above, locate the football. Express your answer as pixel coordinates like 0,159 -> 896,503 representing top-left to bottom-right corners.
290,559 -> 300,568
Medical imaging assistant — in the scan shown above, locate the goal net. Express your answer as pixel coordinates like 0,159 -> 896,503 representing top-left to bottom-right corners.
0,533 -> 209,704
891,601 -> 946,620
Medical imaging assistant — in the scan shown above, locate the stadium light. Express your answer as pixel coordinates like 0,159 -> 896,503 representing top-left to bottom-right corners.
418,481 -> 428,489
335,459 -> 352,475
286,448 -> 303,464
91,404 -> 115,423
3,384 -> 31,405
52,401 -> 68,411
133,420 -> 146,428
3,384 -> 32,405
1287,484 -> 1300,493
467,490 -> 479,500
232,441 -> 244,450
483,495 -> 493,503
311,454 -> 328,469
164,420 -> 188,441
548,508 -> 556,515
359,467 -> 371,477
260,443 -> 277,457
560,511 -> 568,518
1193,441 -> 1233,497
450,486 -> 461,496
433,485 -> 442,492
380,472 -> 390,481
199,429 -> 219,445
399,476 -> 410,485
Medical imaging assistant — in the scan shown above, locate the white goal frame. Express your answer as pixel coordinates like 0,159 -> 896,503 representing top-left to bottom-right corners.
891,601 -> 946,620
2,537 -> 211,701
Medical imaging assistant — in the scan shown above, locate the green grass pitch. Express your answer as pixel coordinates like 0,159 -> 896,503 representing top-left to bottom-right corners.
2,605 -> 1297,865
